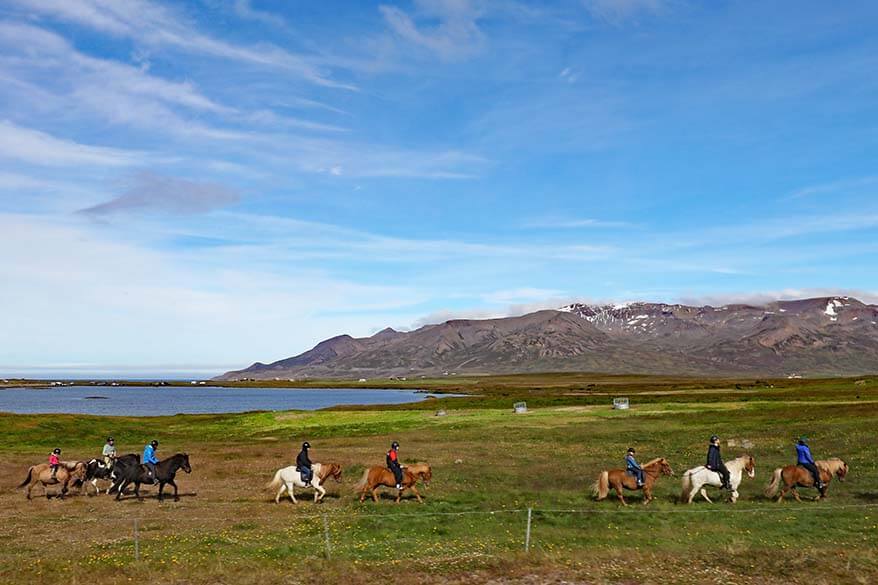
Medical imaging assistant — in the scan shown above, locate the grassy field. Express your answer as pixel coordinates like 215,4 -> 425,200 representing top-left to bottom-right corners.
1,375 -> 877,584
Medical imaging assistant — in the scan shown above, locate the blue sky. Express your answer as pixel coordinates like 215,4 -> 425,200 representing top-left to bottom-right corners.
1,0 -> 877,376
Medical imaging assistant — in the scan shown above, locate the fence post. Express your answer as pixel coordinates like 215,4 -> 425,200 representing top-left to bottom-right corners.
322,513 -> 331,560
525,507 -> 532,553
133,518 -> 140,562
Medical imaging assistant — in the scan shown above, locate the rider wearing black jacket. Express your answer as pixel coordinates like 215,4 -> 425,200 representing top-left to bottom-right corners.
296,442 -> 313,485
706,435 -> 731,490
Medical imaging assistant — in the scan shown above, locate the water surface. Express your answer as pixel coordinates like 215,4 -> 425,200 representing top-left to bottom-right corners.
0,385 -> 433,416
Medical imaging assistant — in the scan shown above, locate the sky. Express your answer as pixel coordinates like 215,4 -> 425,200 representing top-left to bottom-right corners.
1,0 -> 877,377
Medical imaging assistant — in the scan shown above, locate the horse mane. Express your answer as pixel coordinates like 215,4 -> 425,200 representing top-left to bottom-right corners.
642,457 -> 664,468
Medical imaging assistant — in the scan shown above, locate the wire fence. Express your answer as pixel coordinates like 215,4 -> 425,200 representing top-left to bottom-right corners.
4,502 -> 877,566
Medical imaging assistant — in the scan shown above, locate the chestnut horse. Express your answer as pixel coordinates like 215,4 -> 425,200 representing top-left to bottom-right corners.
18,461 -> 87,500
355,464 -> 432,504
592,457 -> 673,506
764,458 -> 848,502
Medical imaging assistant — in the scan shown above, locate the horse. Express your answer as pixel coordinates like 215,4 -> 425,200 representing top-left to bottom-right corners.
355,464 -> 432,504
111,453 -> 192,502
80,458 -> 115,495
764,457 -> 848,502
592,457 -> 673,506
680,455 -> 755,504
403,463 -> 432,488
18,461 -> 87,500
266,462 -> 343,504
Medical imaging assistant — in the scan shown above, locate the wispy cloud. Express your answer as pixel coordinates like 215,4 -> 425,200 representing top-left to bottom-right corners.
582,0 -> 665,23
380,0 -> 486,60
526,216 -> 636,229
78,171 -> 240,217
787,176 -> 878,199
0,121 -> 143,167
232,0 -> 289,29
6,0 -> 354,89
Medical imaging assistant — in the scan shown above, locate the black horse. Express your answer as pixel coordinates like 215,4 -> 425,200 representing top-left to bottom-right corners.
111,453 -> 192,502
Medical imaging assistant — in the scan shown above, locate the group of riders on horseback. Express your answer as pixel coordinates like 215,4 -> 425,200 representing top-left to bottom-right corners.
267,439 -> 429,505
22,436 -> 192,502
624,434 -> 823,491
295,440 -> 404,489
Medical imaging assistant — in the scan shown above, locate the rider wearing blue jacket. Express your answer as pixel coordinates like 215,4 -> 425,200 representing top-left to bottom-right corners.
796,437 -> 824,489
626,448 -> 644,487
143,440 -> 159,484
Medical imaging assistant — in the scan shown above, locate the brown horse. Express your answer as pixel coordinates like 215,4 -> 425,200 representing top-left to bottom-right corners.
355,464 -> 432,504
764,458 -> 848,502
592,457 -> 674,506
18,461 -> 87,500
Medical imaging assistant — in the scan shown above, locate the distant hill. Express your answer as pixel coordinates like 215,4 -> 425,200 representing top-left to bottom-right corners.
217,296 -> 878,380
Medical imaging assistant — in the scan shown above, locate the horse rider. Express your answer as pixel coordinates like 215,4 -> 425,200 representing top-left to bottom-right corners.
49,448 -> 61,480
706,435 -> 731,490
387,441 -> 403,490
796,436 -> 824,490
143,440 -> 160,484
626,447 -> 644,487
296,441 -> 313,485
102,436 -> 117,469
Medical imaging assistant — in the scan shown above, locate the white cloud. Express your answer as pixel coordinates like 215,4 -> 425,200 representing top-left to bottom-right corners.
380,0 -> 485,60
0,212 -> 426,368
232,0 -> 288,29
526,217 -> 635,229
6,0 -> 353,89
0,121 -> 143,167
787,176 -> 878,199
677,289 -> 878,307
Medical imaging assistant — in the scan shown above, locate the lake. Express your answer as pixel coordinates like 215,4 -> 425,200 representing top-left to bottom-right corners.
0,385 -> 435,416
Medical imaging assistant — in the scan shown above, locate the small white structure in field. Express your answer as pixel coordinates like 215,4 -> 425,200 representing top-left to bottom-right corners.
513,401 -> 528,414
436,409 -> 447,417
613,397 -> 630,410
358,378 -> 367,382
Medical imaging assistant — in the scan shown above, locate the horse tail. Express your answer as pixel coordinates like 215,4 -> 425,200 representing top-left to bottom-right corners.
764,467 -> 783,498
680,470 -> 693,503
17,467 -> 34,488
592,471 -> 609,500
353,468 -> 370,493
266,469 -> 283,491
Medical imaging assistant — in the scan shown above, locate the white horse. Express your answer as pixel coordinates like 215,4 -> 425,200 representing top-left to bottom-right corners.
267,462 -> 342,504
680,454 -> 755,504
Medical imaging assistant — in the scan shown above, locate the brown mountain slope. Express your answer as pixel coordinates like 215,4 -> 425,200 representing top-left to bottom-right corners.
218,296 -> 878,379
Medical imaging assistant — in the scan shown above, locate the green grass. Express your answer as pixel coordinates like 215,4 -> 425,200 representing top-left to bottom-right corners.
1,374 -> 877,584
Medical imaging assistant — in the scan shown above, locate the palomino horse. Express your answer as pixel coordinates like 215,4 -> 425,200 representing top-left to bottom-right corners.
18,461 -> 87,500
404,463 -> 432,488
355,464 -> 432,504
267,462 -> 343,504
765,458 -> 848,502
111,453 -> 192,502
592,458 -> 673,506
680,455 -> 755,504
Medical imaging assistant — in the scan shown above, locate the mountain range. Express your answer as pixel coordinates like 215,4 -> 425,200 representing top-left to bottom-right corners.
217,296 -> 878,379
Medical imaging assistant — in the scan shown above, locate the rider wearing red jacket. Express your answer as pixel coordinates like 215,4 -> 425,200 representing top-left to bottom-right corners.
386,441 -> 403,489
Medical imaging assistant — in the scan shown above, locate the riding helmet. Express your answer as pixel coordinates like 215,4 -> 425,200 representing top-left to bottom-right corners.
710,435 -> 719,442
150,440 -> 159,447
627,447 -> 635,454
391,441 -> 400,449
302,441 -> 311,449
798,436 -> 808,445
107,436 -> 114,442
53,448 -> 61,454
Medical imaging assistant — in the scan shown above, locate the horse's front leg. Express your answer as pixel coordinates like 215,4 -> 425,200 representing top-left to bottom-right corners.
642,486 -> 652,505
791,488 -> 802,503
135,481 -> 143,502
730,489 -> 739,504
315,484 -> 325,503
114,479 -> 127,501
158,481 -> 165,502
410,485 -> 423,504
